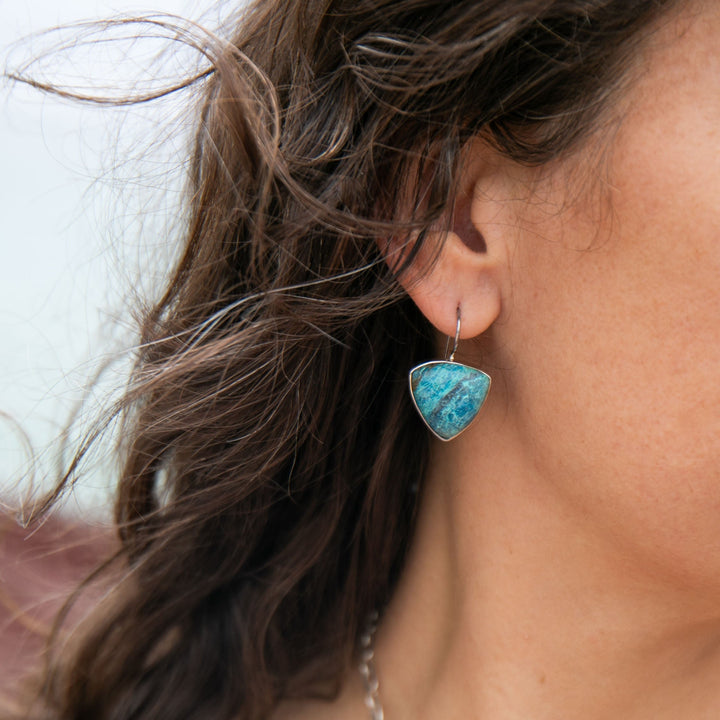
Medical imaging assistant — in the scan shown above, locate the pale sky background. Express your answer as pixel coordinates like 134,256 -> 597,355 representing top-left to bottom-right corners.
1,1 -> 236,516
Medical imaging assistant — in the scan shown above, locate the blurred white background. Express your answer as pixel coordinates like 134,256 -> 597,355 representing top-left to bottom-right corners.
1,1 -> 231,515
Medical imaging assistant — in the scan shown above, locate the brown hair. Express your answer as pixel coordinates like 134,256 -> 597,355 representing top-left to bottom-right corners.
9,0 -> 675,718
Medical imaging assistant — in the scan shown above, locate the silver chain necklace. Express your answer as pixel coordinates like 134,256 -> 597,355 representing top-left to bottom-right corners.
359,610 -> 384,719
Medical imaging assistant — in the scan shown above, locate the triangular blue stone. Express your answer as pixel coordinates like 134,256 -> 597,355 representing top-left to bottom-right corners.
409,361 -> 491,441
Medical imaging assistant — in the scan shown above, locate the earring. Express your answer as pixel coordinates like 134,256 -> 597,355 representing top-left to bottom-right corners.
408,306 -> 491,442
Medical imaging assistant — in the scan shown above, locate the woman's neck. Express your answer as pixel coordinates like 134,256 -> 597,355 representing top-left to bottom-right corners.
371,425 -> 720,720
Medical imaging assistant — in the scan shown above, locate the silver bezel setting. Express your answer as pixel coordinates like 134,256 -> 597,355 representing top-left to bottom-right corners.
408,360 -> 491,442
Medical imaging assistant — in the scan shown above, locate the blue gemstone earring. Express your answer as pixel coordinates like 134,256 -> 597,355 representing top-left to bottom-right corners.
408,307 -> 491,441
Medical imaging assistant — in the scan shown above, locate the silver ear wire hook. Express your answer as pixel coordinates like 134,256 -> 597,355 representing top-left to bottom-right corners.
448,305 -> 461,362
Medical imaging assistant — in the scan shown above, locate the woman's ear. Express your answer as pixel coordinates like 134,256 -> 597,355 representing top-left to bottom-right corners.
382,152 -> 509,340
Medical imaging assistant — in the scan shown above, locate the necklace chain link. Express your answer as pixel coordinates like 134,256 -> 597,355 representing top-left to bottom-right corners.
359,610 -> 384,720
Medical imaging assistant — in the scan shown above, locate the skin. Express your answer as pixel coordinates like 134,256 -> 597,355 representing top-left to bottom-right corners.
277,1 -> 720,718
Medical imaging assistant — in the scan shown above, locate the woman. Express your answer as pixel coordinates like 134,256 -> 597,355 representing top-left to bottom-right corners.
11,0 -> 720,718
